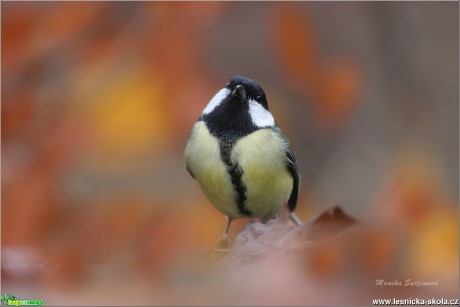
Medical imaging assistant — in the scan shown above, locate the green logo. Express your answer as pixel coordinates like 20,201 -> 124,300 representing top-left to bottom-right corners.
0,295 -> 16,305
1,294 -> 44,306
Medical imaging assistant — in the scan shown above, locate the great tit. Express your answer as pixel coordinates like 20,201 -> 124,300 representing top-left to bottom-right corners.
184,76 -> 301,248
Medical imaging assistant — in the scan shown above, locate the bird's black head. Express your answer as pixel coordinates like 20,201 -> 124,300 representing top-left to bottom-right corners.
200,76 -> 275,141
225,76 -> 269,110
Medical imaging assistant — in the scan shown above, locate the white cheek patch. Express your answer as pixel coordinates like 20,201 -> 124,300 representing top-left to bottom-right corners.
249,99 -> 275,128
202,88 -> 230,115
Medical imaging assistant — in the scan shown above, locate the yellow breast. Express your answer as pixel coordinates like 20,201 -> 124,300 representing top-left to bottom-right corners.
184,121 -> 293,220
231,129 -> 293,220
184,121 -> 241,217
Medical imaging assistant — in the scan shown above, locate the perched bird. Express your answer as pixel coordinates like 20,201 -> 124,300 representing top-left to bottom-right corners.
184,76 -> 301,248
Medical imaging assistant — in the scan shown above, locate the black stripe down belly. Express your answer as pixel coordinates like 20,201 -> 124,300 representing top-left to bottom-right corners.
219,140 -> 251,216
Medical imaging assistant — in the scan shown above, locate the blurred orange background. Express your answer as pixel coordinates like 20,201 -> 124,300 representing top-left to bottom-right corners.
1,2 -> 458,305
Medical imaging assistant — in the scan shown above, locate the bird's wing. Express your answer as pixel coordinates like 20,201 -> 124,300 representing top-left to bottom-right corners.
184,136 -> 196,179
186,164 -> 195,179
284,144 -> 300,212
271,126 -> 300,212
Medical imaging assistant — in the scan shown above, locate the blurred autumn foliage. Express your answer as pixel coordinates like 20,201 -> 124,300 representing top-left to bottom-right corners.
272,4 -> 362,132
2,1 -> 458,306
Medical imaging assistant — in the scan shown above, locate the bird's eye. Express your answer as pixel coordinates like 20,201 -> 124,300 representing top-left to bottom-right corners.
256,95 -> 261,101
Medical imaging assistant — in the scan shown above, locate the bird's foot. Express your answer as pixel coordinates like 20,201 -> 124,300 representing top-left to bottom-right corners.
217,234 -> 231,249
289,212 -> 303,227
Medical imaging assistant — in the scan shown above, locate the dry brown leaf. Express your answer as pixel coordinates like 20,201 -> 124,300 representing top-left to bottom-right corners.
224,206 -> 357,266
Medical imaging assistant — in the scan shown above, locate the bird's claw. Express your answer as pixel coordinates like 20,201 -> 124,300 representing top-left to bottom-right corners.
217,234 -> 231,249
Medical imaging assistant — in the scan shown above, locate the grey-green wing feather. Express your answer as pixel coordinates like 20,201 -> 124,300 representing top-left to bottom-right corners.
285,144 -> 299,212
273,127 -> 300,212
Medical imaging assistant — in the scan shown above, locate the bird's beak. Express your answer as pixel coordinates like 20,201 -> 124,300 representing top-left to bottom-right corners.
232,84 -> 247,100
